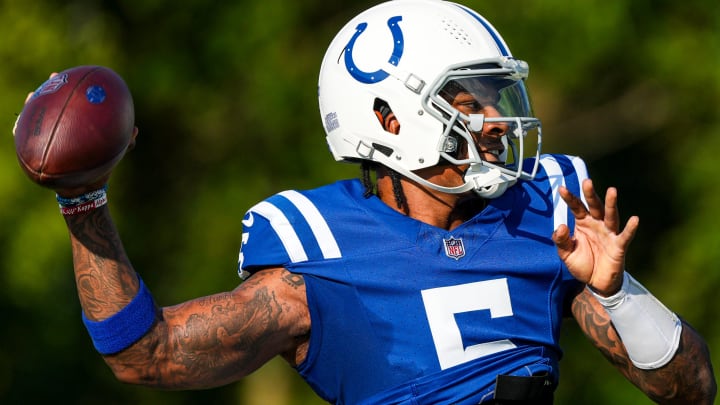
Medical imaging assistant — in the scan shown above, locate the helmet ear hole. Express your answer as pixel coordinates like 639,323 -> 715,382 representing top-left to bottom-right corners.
373,98 -> 400,134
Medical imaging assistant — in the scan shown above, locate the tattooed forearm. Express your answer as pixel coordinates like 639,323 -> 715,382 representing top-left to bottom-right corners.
573,289 -> 717,404
64,208 -> 309,389
571,290 -> 631,370
65,207 -> 140,319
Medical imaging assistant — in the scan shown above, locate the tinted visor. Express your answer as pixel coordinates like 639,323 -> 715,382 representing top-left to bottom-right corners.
438,76 -> 534,119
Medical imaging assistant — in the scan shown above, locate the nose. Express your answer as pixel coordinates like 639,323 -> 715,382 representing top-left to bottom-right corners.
479,105 -> 509,138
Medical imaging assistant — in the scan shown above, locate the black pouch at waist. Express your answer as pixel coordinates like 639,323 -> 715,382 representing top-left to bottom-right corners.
490,373 -> 555,404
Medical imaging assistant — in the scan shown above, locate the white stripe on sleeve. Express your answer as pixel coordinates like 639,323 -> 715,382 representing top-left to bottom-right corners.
279,190 -> 342,259
540,156 -> 567,231
569,155 -> 590,208
251,201 -> 309,263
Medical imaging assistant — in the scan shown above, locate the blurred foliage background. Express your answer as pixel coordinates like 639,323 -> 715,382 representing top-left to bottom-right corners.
0,0 -> 717,404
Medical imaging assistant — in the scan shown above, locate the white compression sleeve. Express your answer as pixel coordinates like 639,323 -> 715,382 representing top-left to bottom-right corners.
589,272 -> 683,370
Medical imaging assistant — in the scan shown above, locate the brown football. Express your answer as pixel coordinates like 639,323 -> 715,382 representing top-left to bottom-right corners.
14,65 -> 134,189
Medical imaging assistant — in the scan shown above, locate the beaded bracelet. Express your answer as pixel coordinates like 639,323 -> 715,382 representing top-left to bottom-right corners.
56,185 -> 108,215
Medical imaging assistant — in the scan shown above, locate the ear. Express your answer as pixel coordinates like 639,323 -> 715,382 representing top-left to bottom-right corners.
385,113 -> 400,134
373,99 -> 400,134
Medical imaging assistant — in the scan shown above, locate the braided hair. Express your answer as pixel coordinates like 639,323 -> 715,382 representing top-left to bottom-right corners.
361,161 -> 408,214
363,98 -> 409,213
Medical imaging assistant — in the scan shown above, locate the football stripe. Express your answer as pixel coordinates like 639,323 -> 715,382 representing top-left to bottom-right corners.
279,190 -> 342,259
540,155 -> 568,231
250,201 -> 309,263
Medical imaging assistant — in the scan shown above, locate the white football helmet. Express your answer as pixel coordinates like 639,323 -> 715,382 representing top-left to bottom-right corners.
318,0 -> 541,198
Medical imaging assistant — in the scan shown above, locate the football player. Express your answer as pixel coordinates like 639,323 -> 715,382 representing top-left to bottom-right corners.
47,0 -> 715,404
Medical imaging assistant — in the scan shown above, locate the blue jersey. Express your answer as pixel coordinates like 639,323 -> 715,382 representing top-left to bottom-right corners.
238,154 -> 589,404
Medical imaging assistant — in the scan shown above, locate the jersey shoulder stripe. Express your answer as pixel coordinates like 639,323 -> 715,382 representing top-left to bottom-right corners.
248,201 -> 309,263
278,190 -> 342,259
537,154 -> 589,232
242,188 -> 342,270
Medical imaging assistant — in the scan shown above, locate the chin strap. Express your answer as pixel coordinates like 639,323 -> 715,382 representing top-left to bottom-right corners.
350,133 -> 518,198
464,163 -> 517,198
384,159 -> 517,198
473,182 -> 509,199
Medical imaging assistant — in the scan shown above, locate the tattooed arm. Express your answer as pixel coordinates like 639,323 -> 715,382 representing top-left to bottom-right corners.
554,179 -> 716,403
571,289 -> 716,404
64,205 -> 310,389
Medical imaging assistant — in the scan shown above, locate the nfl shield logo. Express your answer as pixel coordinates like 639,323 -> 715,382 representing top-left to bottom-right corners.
443,237 -> 465,260
33,73 -> 69,99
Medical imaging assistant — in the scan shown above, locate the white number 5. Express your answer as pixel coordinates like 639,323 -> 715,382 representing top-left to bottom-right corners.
421,278 -> 516,370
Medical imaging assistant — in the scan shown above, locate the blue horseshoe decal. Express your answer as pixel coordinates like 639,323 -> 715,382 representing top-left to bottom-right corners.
344,16 -> 404,84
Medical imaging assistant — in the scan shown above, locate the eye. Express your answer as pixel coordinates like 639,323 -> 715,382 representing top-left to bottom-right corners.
459,100 -> 482,112
451,92 -> 482,113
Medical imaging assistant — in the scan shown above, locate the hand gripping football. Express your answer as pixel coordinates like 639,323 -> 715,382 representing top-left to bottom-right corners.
14,65 -> 135,189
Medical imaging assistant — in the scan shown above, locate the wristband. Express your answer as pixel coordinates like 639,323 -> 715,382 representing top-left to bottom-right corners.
589,272 -> 682,370
57,185 -> 108,215
82,277 -> 157,355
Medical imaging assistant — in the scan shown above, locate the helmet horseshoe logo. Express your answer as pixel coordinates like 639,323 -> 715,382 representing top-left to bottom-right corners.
344,16 -> 404,84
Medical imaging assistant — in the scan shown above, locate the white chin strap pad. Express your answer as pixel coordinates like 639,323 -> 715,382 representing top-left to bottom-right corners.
590,272 -> 683,370
464,164 -> 515,199
473,182 -> 507,199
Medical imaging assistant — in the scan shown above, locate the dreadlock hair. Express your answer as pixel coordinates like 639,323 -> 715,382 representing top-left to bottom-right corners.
360,161 -> 409,213
361,160 -> 375,198
363,98 -> 409,213
389,169 -> 408,213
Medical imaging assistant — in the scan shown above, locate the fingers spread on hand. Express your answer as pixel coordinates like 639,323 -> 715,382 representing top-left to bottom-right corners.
618,215 -> 640,248
603,187 -> 620,233
558,186 -> 588,220
126,126 -> 139,152
582,179 -> 605,220
552,224 -> 574,257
